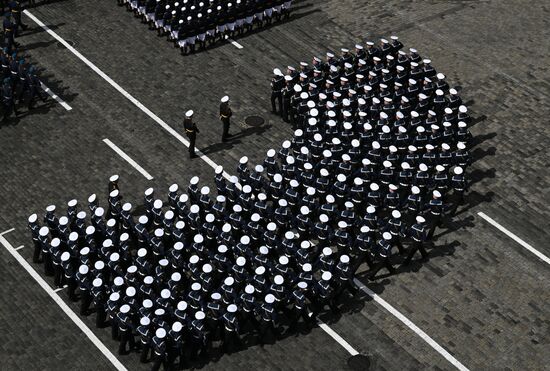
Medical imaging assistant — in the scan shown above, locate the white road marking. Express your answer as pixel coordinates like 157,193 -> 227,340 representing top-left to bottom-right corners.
318,320 -> 359,356
0,232 -> 128,371
15,245 -> 24,251
353,278 -> 469,371
24,9 -> 359,360
228,39 -> 244,49
24,9 -> 235,184
224,34 -> 244,49
102,138 -> 154,181
478,212 -> 550,265
0,228 -> 15,236
40,82 -> 72,111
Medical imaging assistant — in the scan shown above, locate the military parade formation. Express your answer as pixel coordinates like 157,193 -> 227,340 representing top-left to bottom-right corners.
117,0 -> 292,55
1,0 -> 48,121
24,0 -> 473,362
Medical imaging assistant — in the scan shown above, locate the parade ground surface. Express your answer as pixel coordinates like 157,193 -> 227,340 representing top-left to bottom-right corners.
1,0 -> 549,370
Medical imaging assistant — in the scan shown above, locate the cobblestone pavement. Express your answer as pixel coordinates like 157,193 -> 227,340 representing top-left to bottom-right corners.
0,0 -> 548,370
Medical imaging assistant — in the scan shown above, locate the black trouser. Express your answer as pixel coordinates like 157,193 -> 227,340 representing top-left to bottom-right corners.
32,240 -> 41,262
111,321 -> 119,340
190,335 -> 209,359
187,132 -> 196,157
14,13 -> 27,31
391,234 -> 406,255
271,92 -> 282,113
223,328 -> 241,354
352,251 -> 374,275
169,345 -> 186,369
4,34 -> 14,54
369,256 -> 396,278
427,213 -> 442,240
221,118 -> 230,141
241,310 -> 259,332
312,296 -> 338,317
282,99 -> 290,122
3,99 -> 18,120
118,329 -> 135,354
66,277 -> 78,301
96,306 -> 107,328
259,320 -> 275,345
79,289 -> 92,315
140,341 -> 151,363
403,240 -> 428,265
53,264 -> 63,287
288,306 -> 315,332
450,190 -> 465,215
333,279 -> 359,303
43,252 -> 54,276
151,351 -> 169,371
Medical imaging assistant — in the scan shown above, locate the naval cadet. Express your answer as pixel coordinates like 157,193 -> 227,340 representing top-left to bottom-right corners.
402,216 -> 429,265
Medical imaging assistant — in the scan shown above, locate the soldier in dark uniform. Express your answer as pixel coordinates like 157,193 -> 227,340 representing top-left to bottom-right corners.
137,316 -> 153,363
3,13 -> 16,53
26,66 -> 48,109
77,264 -> 93,315
151,328 -> 169,371
403,215 -> 429,265
183,110 -> 199,158
222,304 -> 242,353
2,77 -> 18,121
368,232 -> 396,280
9,1 -> 26,34
219,95 -> 233,142
258,294 -> 278,346
271,67 -> 284,114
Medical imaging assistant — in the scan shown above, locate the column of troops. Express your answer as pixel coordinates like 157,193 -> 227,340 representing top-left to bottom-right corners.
27,36 -> 472,370
1,1 -> 48,121
117,0 -> 293,54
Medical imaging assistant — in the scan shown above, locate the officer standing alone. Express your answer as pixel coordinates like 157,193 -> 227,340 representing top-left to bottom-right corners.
219,95 -> 232,142
271,68 -> 284,114
184,110 -> 199,159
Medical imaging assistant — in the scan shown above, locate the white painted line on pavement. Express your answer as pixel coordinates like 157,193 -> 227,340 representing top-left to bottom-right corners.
40,82 -> 72,111
103,138 -> 154,181
24,9 -> 234,184
353,278 -> 469,371
224,34 -> 244,49
0,228 -> 15,236
478,212 -> 550,265
229,39 -> 244,49
318,320 -> 359,356
0,232 -> 128,371
25,9 -> 361,360
15,245 -> 24,251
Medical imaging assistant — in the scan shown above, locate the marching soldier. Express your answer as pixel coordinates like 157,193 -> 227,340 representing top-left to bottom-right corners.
403,216 -> 429,265
222,304 -> 242,353
368,232 -> 396,280
151,328 -> 169,371
2,76 -> 18,121
137,316 -> 153,363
